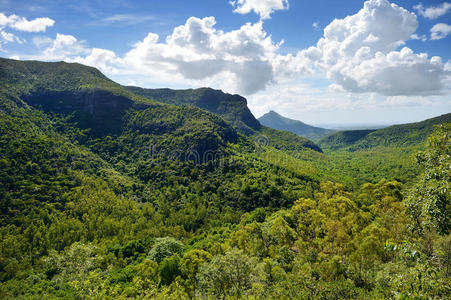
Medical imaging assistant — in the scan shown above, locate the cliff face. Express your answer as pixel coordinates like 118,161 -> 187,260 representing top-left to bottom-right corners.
126,86 -> 261,134
22,89 -> 135,135
1,58 -> 239,160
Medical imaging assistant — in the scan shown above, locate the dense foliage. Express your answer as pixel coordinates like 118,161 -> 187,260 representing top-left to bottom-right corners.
319,113 -> 451,150
126,86 -> 261,135
0,58 -> 449,299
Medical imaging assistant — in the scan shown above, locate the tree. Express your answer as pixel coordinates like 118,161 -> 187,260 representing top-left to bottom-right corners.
406,124 -> 450,235
159,254 -> 181,286
406,124 -> 450,275
180,249 -> 212,296
148,237 -> 184,263
134,259 -> 159,291
197,248 -> 262,298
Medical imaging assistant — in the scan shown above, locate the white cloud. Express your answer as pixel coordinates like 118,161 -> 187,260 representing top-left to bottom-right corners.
0,12 -> 54,32
0,30 -> 22,43
295,0 -> 450,96
14,0 -> 450,105
230,0 -> 289,20
414,2 -> 451,19
312,21 -> 320,30
410,33 -> 427,41
430,23 -> 451,40
123,16 -> 284,94
32,35 -> 53,48
99,14 -> 156,25
385,95 -> 432,106
0,30 -> 24,51
40,33 -> 89,60
73,48 -> 122,73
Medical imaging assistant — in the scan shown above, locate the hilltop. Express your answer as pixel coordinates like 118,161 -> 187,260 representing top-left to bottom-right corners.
258,110 -> 333,141
319,113 -> 451,150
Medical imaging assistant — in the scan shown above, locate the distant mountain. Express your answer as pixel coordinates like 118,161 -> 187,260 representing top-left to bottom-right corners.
126,86 -> 322,152
258,110 -> 334,141
319,113 -> 451,150
125,86 -> 261,135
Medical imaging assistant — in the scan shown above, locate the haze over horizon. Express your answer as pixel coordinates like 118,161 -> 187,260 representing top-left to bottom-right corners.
2,0 -> 450,124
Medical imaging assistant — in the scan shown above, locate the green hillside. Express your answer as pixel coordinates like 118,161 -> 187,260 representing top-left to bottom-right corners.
0,58 -> 239,158
258,110 -> 334,141
318,129 -> 377,150
126,86 -> 261,135
319,113 -> 451,150
125,85 -> 323,153
0,58 -> 449,299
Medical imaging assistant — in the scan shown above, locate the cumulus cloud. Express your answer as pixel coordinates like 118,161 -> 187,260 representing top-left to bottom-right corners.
17,0 -> 450,100
296,0 -> 450,96
414,2 -> 451,19
230,0 -> 289,20
0,12 -> 54,32
73,48 -> 122,73
40,33 -> 89,60
430,23 -> 451,40
123,16 -> 284,94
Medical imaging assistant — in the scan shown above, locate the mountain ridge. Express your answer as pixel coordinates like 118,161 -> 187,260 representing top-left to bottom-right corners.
258,110 -> 334,141
0,57 -> 323,158
319,112 -> 451,150
124,85 -> 322,153
125,86 -> 261,135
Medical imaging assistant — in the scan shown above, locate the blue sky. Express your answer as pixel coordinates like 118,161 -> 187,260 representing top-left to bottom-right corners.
1,0 -> 450,125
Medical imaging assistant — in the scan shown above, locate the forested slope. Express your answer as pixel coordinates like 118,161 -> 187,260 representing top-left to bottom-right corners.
319,113 -> 451,150
125,86 -> 261,135
0,58 -> 449,299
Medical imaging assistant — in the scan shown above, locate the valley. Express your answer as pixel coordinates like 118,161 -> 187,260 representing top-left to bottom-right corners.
0,58 -> 449,299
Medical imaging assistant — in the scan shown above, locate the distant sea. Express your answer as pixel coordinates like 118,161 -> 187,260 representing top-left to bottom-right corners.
311,124 -> 391,131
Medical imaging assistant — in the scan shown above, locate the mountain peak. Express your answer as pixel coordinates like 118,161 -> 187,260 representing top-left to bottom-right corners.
259,111 -> 333,142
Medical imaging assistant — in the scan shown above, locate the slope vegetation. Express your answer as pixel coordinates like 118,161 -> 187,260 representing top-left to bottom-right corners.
1,58 -> 449,299
126,86 -> 261,134
319,113 -> 451,150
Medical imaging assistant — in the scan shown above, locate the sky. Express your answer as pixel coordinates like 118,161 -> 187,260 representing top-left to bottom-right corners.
1,0 -> 450,126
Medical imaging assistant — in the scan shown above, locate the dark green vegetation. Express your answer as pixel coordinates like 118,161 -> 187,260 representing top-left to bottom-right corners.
126,85 -> 323,154
126,86 -> 261,135
258,110 -> 333,141
319,113 -> 451,150
0,58 -> 450,299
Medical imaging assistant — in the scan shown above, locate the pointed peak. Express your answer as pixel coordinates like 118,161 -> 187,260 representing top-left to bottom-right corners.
267,110 -> 280,115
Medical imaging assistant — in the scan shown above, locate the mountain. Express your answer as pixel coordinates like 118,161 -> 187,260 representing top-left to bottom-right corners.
319,113 -> 451,150
0,57 -> 325,216
125,86 -> 322,153
125,86 -> 261,135
1,57 -> 448,299
0,58 -> 238,159
258,110 -> 333,141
